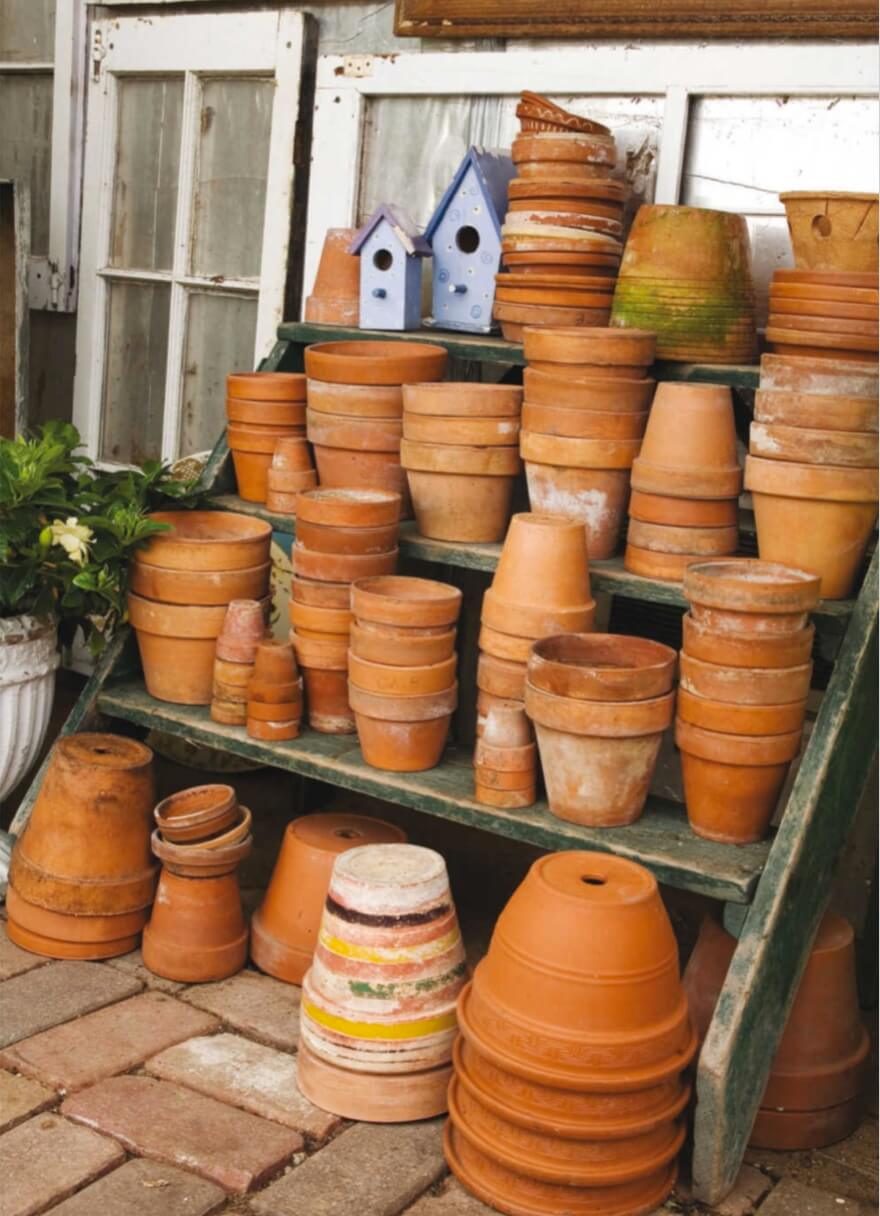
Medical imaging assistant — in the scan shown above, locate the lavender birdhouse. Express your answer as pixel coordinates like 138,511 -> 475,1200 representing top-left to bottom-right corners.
349,205 -> 431,331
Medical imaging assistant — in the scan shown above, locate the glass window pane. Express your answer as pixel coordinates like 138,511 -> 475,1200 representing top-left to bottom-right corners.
0,74 -> 52,253
180,291 -> 257,455
110,77 -> 184,272
100,281 -> 170,465
190,76 -> 273,280
0,0 -> 55,62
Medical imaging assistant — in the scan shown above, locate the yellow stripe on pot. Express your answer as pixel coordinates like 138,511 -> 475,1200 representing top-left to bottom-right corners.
319,926 -> 461,965
303,999 -> 458,1041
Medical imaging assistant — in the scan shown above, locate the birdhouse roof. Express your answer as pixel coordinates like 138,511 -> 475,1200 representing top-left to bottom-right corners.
349,204 -> 431,258
424,146 -> 516,243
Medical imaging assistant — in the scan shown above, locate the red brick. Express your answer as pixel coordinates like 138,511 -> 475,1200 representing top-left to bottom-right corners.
0,1112 -> 124,1216
0,961 -> 141,1049
46,1157 -> 227,1216
0,921 -> 46,980
62,1074 -> 303,1193
0,1068 -> 55,1133
0,991 -> 219,1091
181,970 -> 300,1050
145,1032 -> 341,1141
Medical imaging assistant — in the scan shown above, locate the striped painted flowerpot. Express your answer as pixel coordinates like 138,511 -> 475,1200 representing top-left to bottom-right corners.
297,842 -> 466,1121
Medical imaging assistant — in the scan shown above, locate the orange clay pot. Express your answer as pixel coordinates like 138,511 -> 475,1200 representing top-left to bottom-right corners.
266,476 -> 317,514
5,886 -> 145,960
311,445 -> 411,517
142,868 -> 248,983
522,402 -> 648,441
304,227 -> 360,325
247,717 -> 301,742
679,650 -> 812,705
682,613 -> 814,669
759,351 -> 878,396
227,371 -> 306,402
496,302 -> 612,342
682,915 -> 737,1043
403,413 -> 521,447
523,326 -> 656,370
226,397 -> 306,427
292,543 -> 398,584
251,812 -> 406,983
523,368 -> 654,413
296,487 -> 401,529
675,719 -> 802,843
744,456 -> 878,599
403,383 -> 522,418
400,440 -> 520,543
522,461 -> 631,561
306,379 -> 403,419
215,598 -> 267,664
623,545 -> 704,582
753,388 -> 878,434
304,340 -> 448,386
750,421 -> 877,468
503,251 -> 619,274
228,425 -> 306,503
129,560 -> 270,607
480,617 -> 599,665
676,686 -> 807,737
630,382 -> 742,499
348,652 -> 456,696
528,634 -> 676,702
348,684 -> 457,772
474,738 -> 537,773
250,638 -> 298,687
477,653 -> 528,701
292,575 -> 351,610
295,519 -> 400,556
482,700 -> 533,747
307,412 -> 402,452
138,511 -> 271,572
153,784 -> 238,844
628,490 -> 738,528
526,683 -> 675,827
483,513 -> 592,636
626,519 -> 738,557
352,576 -> 462,628
9,734 -> 156,917
349,622 -> 455,667
528,360 -> 650,382
463,852 -> 695,1088
477,690 -> 524,737
132,596 -> 247,704
778,192 -> 879,275
289,600 -> 352,638
300,667 -> 355,734
683,558 -> 821,616
751,1098 -> 864,1152
688,604 -> 809,636
272,435 -> 315,471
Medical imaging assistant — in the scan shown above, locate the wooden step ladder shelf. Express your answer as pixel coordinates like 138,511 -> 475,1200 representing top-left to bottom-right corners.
11,322 -> 878,1208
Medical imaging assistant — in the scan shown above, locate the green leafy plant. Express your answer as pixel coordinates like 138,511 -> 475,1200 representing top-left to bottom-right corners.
0,422 -> 202,652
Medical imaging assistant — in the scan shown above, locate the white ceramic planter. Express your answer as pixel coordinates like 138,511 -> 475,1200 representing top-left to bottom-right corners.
0,615 -> 59,804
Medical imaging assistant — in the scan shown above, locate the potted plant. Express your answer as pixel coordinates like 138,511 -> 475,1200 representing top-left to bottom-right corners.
0,421 -> 197,804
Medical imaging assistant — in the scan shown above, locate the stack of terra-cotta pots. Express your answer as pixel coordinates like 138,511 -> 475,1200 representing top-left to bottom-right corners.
226,372 -> 309,504
474,699 -> 537,810
610,204 -> 757,364
211,599 -> 267,726
304,341 -> 448,517
626,383 -> 742,581
143,784 -> 252,983
305,227 -> 360,326
290,488 -> 401,734
745,354 -> 878,601
247,639 -> 303,742
684,911 -> 870,1150
675,559 -> 820,844
265,436 -> 318,516
7,734 -> 157,960
477,513 -> 595,734
400,383 -> 523,543
298,843 -> 467,1121
520,327 -> 657,558
447,851 -> 695,1216
348,575 -> 462,772
250,811 -> 406,984
525,634 -> 676,828
129,511 -> 272,705
500,93 -> 623,339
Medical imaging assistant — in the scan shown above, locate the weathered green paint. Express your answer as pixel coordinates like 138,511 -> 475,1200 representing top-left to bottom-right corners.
692,546 -> 879,1204
95,670 -> 768,902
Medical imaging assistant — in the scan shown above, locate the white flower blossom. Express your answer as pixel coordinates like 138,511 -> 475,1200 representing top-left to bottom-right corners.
49,517 -> 93,566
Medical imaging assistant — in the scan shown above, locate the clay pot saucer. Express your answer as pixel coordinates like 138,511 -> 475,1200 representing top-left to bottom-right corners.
151,828 -> 252,878
517,92 -> 611,136
296,488 -> 401,529
403,383 -> 522,418
522,326 -> 656,368
227,372 -> 306,402
304,341 -> 448,386
351,575 -> 462,628
528,633 -> 676,701
154,784 -> 238,844
138,511 -> 271,572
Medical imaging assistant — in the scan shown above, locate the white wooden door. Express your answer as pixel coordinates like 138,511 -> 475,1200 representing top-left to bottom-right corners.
73,9 -> 306,465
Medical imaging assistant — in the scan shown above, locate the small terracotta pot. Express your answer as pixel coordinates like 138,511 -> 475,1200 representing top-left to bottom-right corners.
351,576 -> 462,628
266,479 -> 318,517
142,869 -> 248,983
626,518 -> 738,557
139,512 -> 271,572
744,455 -> 878,598
349,685 -> 457,771
250,638 -> 298,687
779,191 -> 878,274
523,326 -> 656,369
292,575 -> 351,609
623,544 -> 703,583
304,341 -> 448,386
296,519 -> 399,556
482,701 -> 533,748
312,445 -> 411,516
129,595 -> 242,705
227,372 -> 306,402
403,413 -> 521,447
483,513 -> 592,636
348,652 -> 456,696
475,738 -> 537,774
154,785 -> 238,844
675,718 -> 802,843
307,379 -> 403,419
477,689 -> 523,737
683,558 -> 822,616
5,886 -> 145,959
682,613 -> 814,669
272,435 -> 316,471
130,560 -> 270,607
628,490 -> 738,528
526,683 -> 675,826
301,666 -> 355,734
631,382 -> 742,499
305,227 -> 360,325
215,599 -> 267,664
523,367 -> 655,413
350,622 -> 455,667
210,699 -> 248,727
292,543 -> 398,584
679,650 -> 812,705
251,811 -> 406,984
750,421 -> 877,468
403,383 -> 523,418
676,686 -> 807,737
226,397 -> 306,427
477,652 -> 528,701
401,440 -> 521,543
754,388 -> 878,434
228,425 -> 305,503
528,633 -> 676,702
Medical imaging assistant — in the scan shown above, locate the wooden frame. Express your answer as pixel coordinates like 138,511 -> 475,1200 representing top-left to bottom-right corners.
394,0 -> 878,39
303,44 -> 878,299
0,180 -> 29,437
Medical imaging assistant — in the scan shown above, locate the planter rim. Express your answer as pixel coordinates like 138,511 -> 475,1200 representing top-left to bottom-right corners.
525,680 -> 675,737
528,633 -> 676,702
744,455 -> 879,502
675,718 -> 803,764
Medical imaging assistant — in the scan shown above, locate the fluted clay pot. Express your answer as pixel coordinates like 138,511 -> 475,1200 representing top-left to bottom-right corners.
676,686 -> 807,737
9,734 -> 156,922
675,719 -> 803,843
142,866 -> 249,982
523,368 -> 655,413
631,383 -> 742,499
462,852 -> 696,1088
251,812 -> 406,984
401,440 -> 521,542
153,785 -> 238,844
744,456 -> 878,599
482,513 -> 593,637
5,887 -> 145,960
215,599 -> 269,664
138,512 -> 272,572
779,192 -> 879,274
349,683 -> 457,772
298,843 -> 466,1120
305,227 -> 360,324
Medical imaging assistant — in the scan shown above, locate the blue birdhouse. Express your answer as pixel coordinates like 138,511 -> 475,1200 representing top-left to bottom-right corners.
424,146 -> 516,334
349,205 -> 431,332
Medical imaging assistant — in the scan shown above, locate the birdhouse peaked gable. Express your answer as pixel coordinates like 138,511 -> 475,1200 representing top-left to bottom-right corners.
424,147 -> 515,244
350,204 -> 431,259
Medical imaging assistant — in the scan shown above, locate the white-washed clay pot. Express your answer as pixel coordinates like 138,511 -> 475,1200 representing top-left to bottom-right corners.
0,616 -> 60,803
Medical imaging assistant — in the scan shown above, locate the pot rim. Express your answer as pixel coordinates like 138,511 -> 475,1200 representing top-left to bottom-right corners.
351,576 -> 462,626
744,454 -> 880,502
683,559 -> 822,612
525,680 -> 675,736
528,633 -> 676,701
675,717 -> 803,764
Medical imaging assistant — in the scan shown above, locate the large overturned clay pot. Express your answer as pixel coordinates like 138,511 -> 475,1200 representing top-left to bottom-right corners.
631,383 -> 742,499
305,227 -> 361,324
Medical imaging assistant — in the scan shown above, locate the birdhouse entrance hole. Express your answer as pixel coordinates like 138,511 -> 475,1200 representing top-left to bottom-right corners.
373,248 -> 393,270
455,225 -> 480,253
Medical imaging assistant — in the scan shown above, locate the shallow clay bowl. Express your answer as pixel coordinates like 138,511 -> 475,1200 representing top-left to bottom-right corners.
528,633 -> 677,702
304,341 -> 448,386
139,511 -> 272,572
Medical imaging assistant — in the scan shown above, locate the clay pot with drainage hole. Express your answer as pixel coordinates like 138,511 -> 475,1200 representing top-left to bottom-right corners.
675,719 -> 803,843
348,683 -> 457,772
401,441 -> 521,543
251,812 -> 407,984
779,192 -> 879,274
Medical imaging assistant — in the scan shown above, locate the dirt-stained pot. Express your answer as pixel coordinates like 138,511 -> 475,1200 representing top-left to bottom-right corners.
349,683 -> 457,772
251,811 -> 407,985
215,599 -> 268,664
753,388 -> 878,434
683,559 -> 822,617
749,421 -> 877,468
758,351 -> 878,398
675,718 -> 802,843
401,440 -> 521,543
